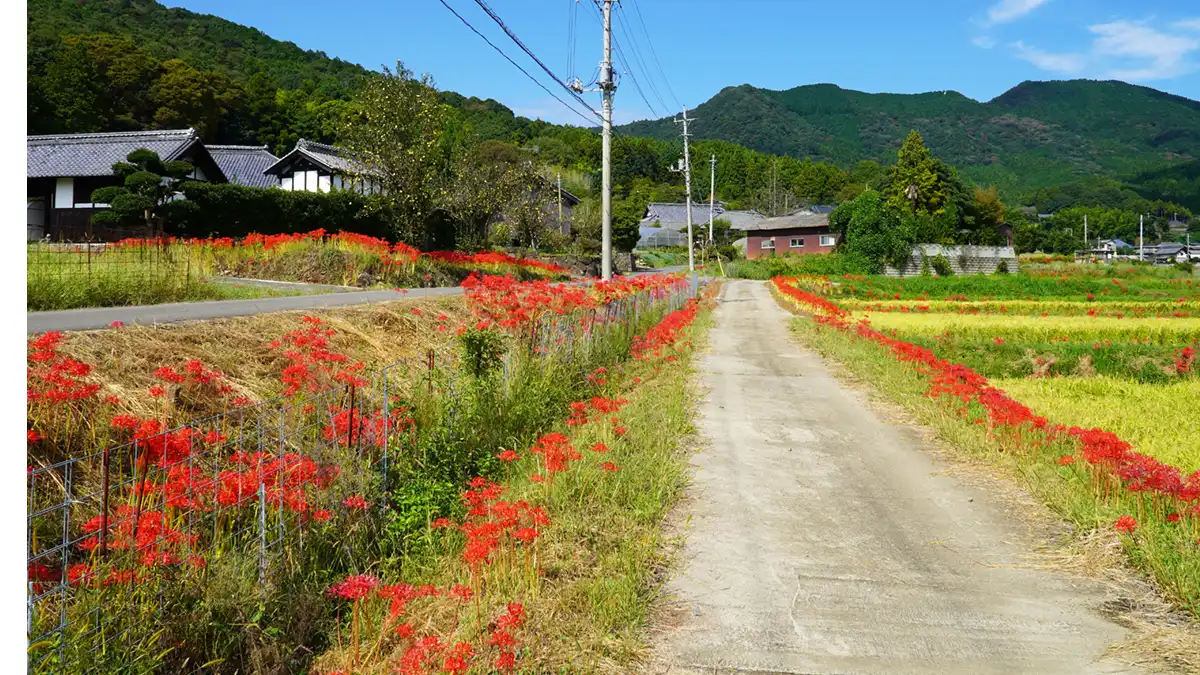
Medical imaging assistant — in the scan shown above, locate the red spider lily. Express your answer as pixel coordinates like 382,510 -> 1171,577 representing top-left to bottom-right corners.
431,517 -> 453,529
590,442 -> 610,453
449,584 -> 473,602
342,495 -> 368,510
109,320 -> 125,328
496,449 -> 521,462
600,462 -> 620,473
27,429 -> 41,443
328,574 -> 379,600
1114,515 -> 1138,534
1058,455 -> 1076,466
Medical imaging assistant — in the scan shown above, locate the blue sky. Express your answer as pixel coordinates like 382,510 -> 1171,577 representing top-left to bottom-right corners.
168,0 -> 1200,126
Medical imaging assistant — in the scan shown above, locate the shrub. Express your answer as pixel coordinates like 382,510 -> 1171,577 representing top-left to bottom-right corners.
171,182 -> 394,241
996,260 -> 1010,274
460,327 -> 507,379
1174,261 -> 1195,273
930,254 -> 954,276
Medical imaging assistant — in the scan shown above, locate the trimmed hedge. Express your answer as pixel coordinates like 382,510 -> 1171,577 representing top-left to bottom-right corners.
170,182 -> 393,240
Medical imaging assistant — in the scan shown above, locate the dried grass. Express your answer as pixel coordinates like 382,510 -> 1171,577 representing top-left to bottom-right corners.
52,296 -> 472,421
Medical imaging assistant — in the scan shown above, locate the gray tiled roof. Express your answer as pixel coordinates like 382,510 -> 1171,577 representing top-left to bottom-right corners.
642,202 -> 766,230
207,145 -> 280,188
27,129 -> 200,178
264,138 -> 368,176
740,209 -> 830,232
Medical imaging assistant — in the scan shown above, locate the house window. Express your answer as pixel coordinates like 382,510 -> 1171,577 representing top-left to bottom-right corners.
789,238 -> 804,248
820,235 -> 836,247
761,238 -> 775,250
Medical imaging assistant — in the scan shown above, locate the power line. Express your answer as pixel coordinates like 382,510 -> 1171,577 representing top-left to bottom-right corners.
469,0 -> 600,121
614,9 -> 670,113
435,0 -> 600,126
582,0 -> 661,118
628,0 -> 681,108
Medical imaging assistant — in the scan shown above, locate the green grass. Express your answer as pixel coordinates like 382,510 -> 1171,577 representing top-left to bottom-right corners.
27,272 -> 312,311
312,302 -> 714,674
995,377 -> 1200,473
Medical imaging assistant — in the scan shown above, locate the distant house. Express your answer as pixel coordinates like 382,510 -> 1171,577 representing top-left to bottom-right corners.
263,139 -> 382,194
741,209 -> 838,259
639,201 -> 765,239
207,145 -> 280,189
27,128 -> 226,241
1151,242 -> 1187,264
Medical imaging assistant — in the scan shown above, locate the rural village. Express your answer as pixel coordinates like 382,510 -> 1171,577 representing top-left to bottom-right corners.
18,0 -> 1200,674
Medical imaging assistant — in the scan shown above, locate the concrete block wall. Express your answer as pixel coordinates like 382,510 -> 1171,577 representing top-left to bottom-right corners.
884,245 -> 1020,277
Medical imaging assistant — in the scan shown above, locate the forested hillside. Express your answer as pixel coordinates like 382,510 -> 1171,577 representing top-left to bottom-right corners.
620,81 -> 1200,208
26,0 -> 1199,235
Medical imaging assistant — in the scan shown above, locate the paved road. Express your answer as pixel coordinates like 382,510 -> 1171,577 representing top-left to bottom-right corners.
653,279 -> 1132,675
27,287 -> 463,334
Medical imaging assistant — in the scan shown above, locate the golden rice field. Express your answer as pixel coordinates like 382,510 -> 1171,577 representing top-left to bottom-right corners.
859,312 -> 1200,345
838,298 -> 1200,317
995,377 -> 1200,473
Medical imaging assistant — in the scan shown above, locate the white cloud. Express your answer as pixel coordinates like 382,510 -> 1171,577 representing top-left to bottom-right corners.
1089,20 -> 1200,80
1172,18 -> 1200,32
986,0 -> 1050,25
972,36 -> 997,49
1011,40 -> 1086,74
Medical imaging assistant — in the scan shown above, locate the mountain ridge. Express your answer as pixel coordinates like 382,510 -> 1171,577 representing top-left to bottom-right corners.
618,80 -> 1200,197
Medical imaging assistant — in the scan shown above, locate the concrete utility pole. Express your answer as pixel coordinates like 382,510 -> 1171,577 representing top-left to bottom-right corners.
567,1 -> 616,278
600,0 -> 615,279
708,154 -> 716,243
1083,215 -> 1088,252
1140,214 -> 1145,261
676,106 -> 696,278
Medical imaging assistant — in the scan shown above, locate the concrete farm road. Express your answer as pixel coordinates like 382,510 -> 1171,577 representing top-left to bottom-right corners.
653,279 -> 1132,675
27,286 -> 463,334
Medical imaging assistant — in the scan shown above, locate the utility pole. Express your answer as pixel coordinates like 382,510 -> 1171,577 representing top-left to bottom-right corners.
557,172 -> 564,235
1141,213 -> 1147,261
1083,215 -> 1088,255
599,0 -> 614,279
569,1 -> 616,279
673,107 -> 696,283
708,154 -> 716,243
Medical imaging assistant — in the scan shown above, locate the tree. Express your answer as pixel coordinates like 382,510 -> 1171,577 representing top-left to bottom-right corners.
884,130 -> 947,216
829,190 -> 908,273
968,185 -> 1007,244
501,162 -> 553,251
441,140 -> 521,248
40,34 -> 159,133
793,159 -> 847,205
339,62 -> 449,245
150,59 -> 243,140
90,149 -> 195,235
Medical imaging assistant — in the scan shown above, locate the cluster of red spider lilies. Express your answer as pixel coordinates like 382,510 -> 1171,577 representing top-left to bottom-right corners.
317,286 -> 705,674
107,229 -> 569,276
773,276 -> 1200,540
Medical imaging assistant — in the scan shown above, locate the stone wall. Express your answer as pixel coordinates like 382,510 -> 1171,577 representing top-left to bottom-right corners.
883,245 -> 1019,277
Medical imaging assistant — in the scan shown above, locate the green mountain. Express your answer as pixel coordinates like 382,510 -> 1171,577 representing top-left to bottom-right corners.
619,81 -> 1200,198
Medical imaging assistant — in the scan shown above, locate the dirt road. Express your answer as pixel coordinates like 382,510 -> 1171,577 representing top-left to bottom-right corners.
653,279 -> 1133,674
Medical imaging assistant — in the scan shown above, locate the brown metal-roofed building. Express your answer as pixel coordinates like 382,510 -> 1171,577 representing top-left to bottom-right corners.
741,209 -> 839,259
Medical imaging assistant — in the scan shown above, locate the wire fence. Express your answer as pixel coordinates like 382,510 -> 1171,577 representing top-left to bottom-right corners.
26,281 -> 693,674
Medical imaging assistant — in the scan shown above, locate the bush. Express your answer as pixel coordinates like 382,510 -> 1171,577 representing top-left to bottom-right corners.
996,260 -> 1010,274
172,182 -> 394,241
730,252 -> 871,279
1174,261 -> 1195,273
930,254 -> 954,276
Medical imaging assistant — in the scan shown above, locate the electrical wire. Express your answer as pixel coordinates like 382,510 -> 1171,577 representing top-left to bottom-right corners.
614,8 -> 669,113
628,0 -> 681,108
582,0 -> 662,118
435,0 -> 601,126
469,0 -> 599,119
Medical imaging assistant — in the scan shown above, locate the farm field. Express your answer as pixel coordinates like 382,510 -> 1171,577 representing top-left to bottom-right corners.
775,267 -> 1200,618
27,230 -> 571,310
26,273 -> 713,674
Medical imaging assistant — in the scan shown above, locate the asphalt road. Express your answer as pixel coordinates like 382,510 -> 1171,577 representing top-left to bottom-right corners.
27,286 -> 463,334
652,279 -> 1132,674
